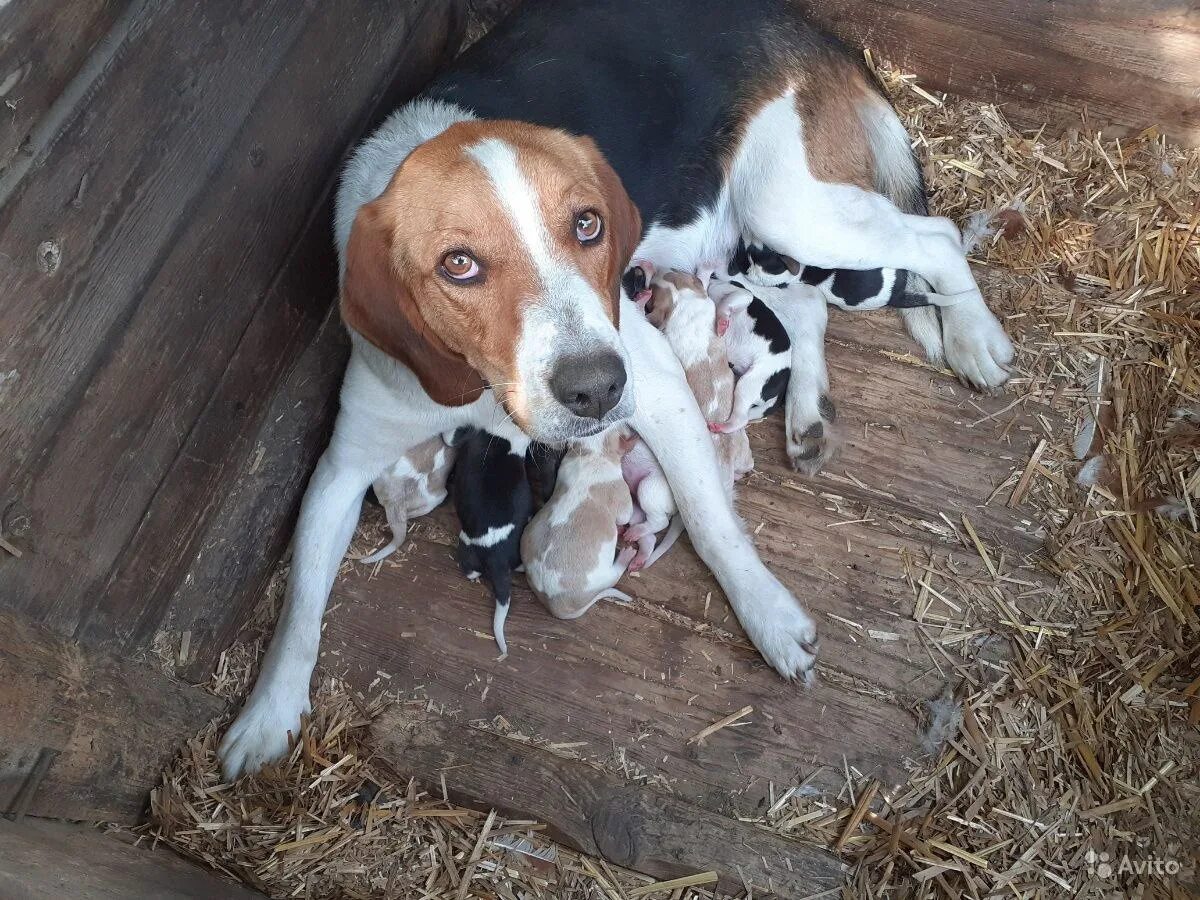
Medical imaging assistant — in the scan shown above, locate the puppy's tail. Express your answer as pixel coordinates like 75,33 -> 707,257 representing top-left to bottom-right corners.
486,558 -> 513,658
591,588 -> 634,605
643,515 -> 685,569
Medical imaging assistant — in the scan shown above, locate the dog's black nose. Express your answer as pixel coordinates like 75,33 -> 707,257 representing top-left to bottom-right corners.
550,352 -> 627,420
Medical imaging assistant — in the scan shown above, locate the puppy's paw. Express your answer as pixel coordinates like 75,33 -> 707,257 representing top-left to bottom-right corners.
218,690 -> 309,780
786,394 -> 838,476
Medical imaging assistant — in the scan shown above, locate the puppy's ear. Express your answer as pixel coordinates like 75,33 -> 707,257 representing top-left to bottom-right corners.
643,282 -> 674,329
579,137 -> 643,309
780,253 -> 802,277
341,199 -> 486,407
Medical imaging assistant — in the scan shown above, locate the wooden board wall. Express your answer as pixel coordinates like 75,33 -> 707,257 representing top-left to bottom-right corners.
0,0 -> 467,677
797,0 -> 1200,145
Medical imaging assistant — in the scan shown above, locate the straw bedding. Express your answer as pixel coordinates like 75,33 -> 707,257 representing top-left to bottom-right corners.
137,60 -> 1199,898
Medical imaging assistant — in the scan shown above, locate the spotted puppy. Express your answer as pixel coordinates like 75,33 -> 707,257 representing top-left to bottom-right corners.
731,238 -> 942,310
359,434 -> 456,564
707,279 -> 791,435
642,271 -> 754,486
522,426 -> 638,619
719,277 -> 838,473
451,426 -> 534,656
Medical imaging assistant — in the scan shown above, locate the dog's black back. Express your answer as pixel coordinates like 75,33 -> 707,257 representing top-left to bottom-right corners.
451,429 -> 533,608
429,0 -> 917,229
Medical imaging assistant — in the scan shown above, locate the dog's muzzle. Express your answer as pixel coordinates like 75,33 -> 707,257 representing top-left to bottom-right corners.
549,351 -> 627,421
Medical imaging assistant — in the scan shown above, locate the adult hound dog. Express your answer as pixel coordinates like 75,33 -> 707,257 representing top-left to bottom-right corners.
220,0 -> 1013,777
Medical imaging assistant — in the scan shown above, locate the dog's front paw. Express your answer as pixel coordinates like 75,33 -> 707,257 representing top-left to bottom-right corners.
736,582 -> 819,683
942,300 -> 1014,391
786,393 -> 838,476
218,690 -> 309,780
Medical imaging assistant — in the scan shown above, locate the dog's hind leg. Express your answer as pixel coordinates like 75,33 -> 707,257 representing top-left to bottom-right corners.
730,92 -> 1013,391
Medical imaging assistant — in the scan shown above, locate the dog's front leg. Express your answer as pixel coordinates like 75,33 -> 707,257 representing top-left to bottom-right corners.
218,448 -> 373,779
621,306 -> 818,681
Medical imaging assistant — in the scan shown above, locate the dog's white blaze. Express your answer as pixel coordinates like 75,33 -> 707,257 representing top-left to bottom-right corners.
459,523 -> 515,548
466,138 -> 613,335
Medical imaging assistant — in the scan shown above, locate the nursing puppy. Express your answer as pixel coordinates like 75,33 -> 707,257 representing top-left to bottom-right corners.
358,434 -> 456,563
642,271 -> 754,483
451,427 -> 534,656
525,441 -> 566,508
522,426 -> 638,619
707,279 -> 791,435
620,436 -> 681,571
731,238 -> 939,310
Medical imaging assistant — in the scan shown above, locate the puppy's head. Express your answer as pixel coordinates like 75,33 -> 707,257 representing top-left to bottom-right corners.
342,121 -> 642,442
641,270 -> 706,329
745,242 -> 801,283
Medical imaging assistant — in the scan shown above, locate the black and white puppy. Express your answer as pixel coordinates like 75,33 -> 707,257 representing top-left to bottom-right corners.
708,279 -> 791,434
730,238 -> 938,310
450,427 -> 534,657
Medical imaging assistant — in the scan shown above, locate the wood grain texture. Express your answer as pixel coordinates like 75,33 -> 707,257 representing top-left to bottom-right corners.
0,0 -> 126,177
0,611 -> 221,823
0,0 -> 465,664
373,707 -> 844,896
0,819 -> 263,900
796,0 -> 1200,145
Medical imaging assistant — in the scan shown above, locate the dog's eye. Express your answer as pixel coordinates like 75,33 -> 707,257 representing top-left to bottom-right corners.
441,251 -> 479,280
575,210 -> 603,244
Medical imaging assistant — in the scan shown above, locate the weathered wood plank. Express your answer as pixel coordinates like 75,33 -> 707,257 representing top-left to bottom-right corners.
172,309 -> 349,684
75,0 -> 464,658
0,0 -> 323,615
372,707 -> 844,896
0,819 -> 262,900
0,0 -> 466,656
326,530 -> 923,816
0,611 -> 221,823
0,0 -> 127,179
797,0 -> 1200,145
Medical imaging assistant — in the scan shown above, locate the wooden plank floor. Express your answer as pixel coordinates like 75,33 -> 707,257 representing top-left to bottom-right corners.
322,270 -> 1051,829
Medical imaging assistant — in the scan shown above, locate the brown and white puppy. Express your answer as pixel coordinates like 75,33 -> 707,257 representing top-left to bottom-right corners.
521,426 -> 638,619
357,434 -> 455,564
641,271 -> 754,486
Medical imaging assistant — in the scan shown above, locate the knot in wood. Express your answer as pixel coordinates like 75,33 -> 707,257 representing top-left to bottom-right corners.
589,788 -> 646,867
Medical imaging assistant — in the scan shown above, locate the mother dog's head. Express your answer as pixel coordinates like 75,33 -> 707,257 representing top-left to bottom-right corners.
341,120 -> 640,442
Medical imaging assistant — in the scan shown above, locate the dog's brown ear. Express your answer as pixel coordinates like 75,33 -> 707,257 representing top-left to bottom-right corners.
580,137 -> 643,309
782,253 -> 802,277
341,200 -> 486,407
